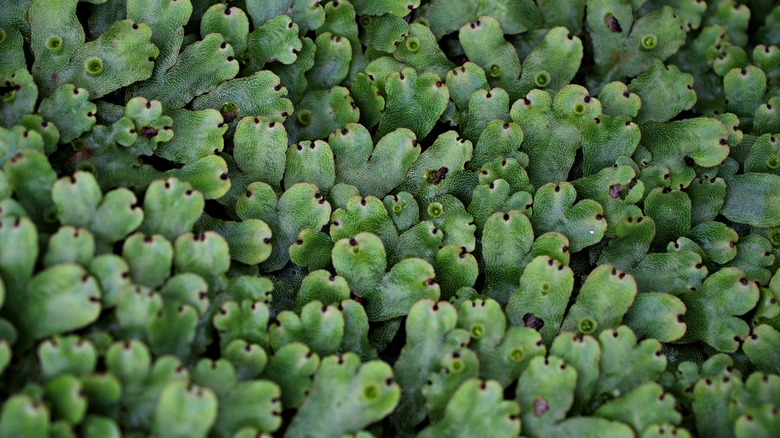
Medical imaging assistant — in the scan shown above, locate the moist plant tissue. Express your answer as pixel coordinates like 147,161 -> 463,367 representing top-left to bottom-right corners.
1,0 -> 780,437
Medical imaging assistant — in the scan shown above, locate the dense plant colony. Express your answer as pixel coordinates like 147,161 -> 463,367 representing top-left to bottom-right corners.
1,0 -> 780,436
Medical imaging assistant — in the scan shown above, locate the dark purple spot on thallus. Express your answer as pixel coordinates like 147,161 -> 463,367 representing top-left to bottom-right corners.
523,313 -> 544,330
609,184 -> 624,199
431,167 -> 448,184
533,397 -> 549,417
606,15 -> 622,32
221,107 -> 239,124
141,127 -> 158,139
